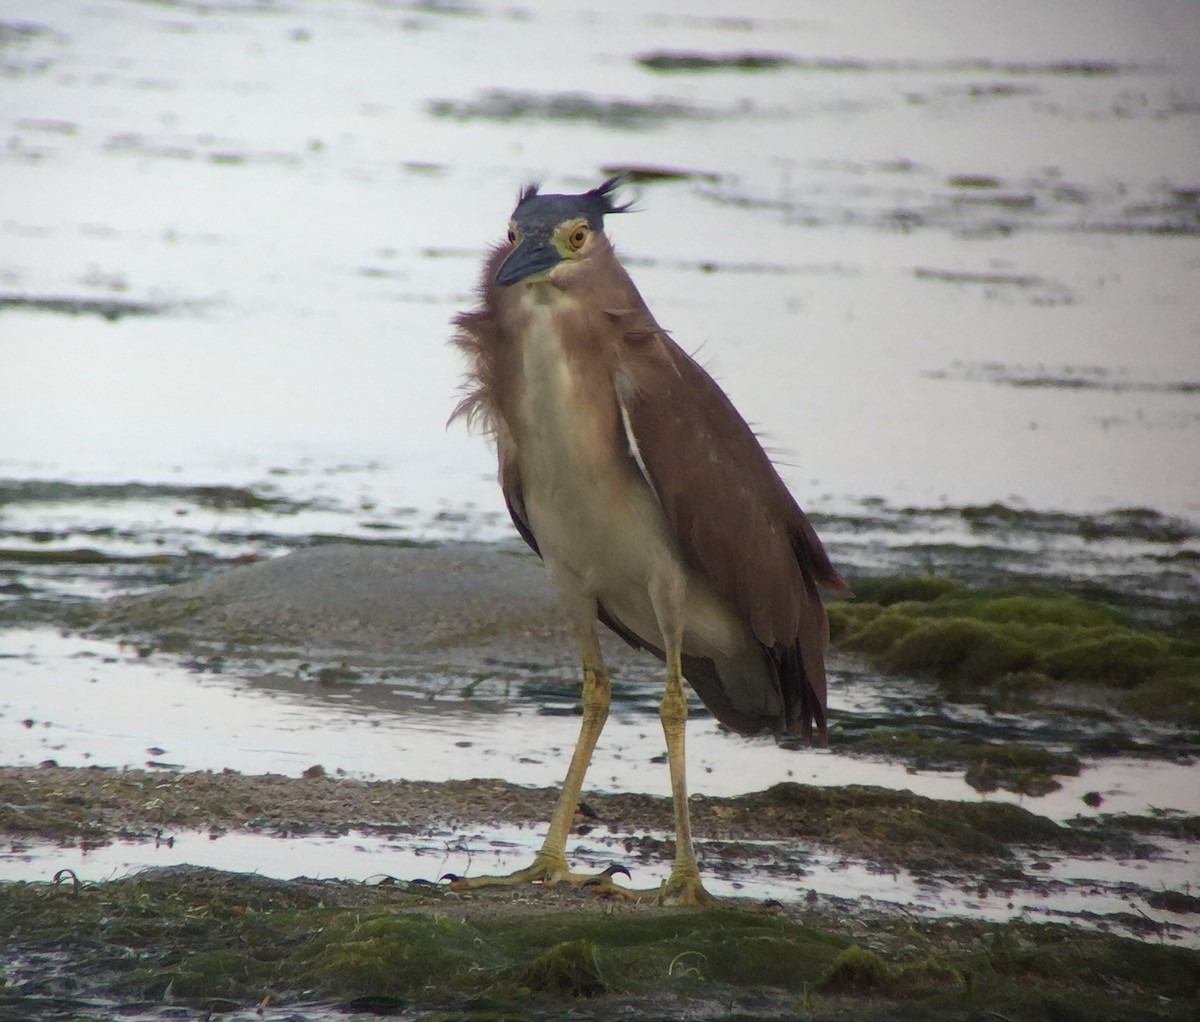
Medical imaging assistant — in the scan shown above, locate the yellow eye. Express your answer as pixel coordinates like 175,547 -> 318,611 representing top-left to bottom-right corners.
567,225 -> 589,251
507,227 -> 518,245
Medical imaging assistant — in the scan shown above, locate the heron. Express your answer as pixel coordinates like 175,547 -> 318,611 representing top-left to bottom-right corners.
450,177 -> 848,904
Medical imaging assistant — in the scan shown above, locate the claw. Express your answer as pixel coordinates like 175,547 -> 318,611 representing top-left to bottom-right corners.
580,862 -> 636,901
581,862 -> 632,887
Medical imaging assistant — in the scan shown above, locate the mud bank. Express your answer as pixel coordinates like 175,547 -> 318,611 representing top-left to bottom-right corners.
1,541 -> 1197,1016
2,769 -> 1198,1022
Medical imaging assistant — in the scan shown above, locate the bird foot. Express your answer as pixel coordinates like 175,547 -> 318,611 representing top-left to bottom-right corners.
656,868 -> 713,906
584,865 -> 714,906
442,854 -> 630,894
442,855 -> 714,907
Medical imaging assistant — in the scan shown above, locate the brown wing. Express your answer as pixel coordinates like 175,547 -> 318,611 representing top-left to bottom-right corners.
618,327 -> 848,740
620,333 -> 848,629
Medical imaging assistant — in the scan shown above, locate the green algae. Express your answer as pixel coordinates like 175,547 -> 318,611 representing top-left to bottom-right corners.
1070,810 -> 1200,841
839,729 -> 1079,796
637,51 -> 795,73
598,162 -> 720,184
728,782 -> 1079,867
427,90 -> 708,129
0,294 -> 166,320
886,617 -> 1041,681
816,944 -> 960,998
0,873 -> 849,1007
476,907 -> 847,993
294,912 -> 505,999
511,938 -> 609,996
635,53 -> 1123,78
817,944 -> 895,992
0,766 -> 1108,870
841,575 -> 967,606
958,501 -> 1197,544
1042,631 -> 1171,687
0,546 -> 129,565
1,868 -> 1196,1021
0,478 -> 305,512
828,576 -> 1200,726
1128,675 -> 1200,723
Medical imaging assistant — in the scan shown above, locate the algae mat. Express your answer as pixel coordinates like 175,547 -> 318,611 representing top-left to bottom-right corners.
2,864 -> 1197,1021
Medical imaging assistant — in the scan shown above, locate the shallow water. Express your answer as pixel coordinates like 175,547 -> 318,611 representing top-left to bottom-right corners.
1,0 -> 1198,521
6,793 -> 1199,950
4,824 -> 1197,944
4,626 -> 1198,818
1,0 -> 1198,955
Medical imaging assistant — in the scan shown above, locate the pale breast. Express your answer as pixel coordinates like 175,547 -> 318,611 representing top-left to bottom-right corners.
512,292 -> 752,661
515,296 -> 667,593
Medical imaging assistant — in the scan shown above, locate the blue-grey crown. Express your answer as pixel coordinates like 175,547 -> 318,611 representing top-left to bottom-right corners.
510,176 -> 632,232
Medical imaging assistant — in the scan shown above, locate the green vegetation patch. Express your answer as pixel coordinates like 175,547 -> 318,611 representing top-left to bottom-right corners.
511,938 -> 609,997
0,871 -> 848,1007
0,766 -> 1098,870
95,592 -> 223,635
0,546 -> 127,565
958,502 -> 1197,544
838,728 -> 1080,796
693,782 -> 1081,868
637,50 -> 796,72
817,944 -> 960,999
1,869 -> 1196,1020
0,294 -> 166,320
291,911 -> 506,999
427,90 -> 705,130
598,162 -> 720,183
0,478 -> 308,513
829,576 -> 1200,725
476,907 -> 846,994
1069,810 -> 1200,841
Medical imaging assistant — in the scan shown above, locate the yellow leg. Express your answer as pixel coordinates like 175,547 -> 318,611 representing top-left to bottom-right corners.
657,648 -> 712,906
444,571 -> 714,905
529,632 -> 611,879
445,633 -> 612,891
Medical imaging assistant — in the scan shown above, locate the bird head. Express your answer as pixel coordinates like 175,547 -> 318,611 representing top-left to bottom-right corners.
495,176 -> 632,287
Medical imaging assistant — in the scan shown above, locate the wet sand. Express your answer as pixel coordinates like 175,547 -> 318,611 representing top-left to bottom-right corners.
98,542 -> 579,667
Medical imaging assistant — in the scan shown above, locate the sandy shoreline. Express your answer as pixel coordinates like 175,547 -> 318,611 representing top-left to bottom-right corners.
92,542 -> 661,678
